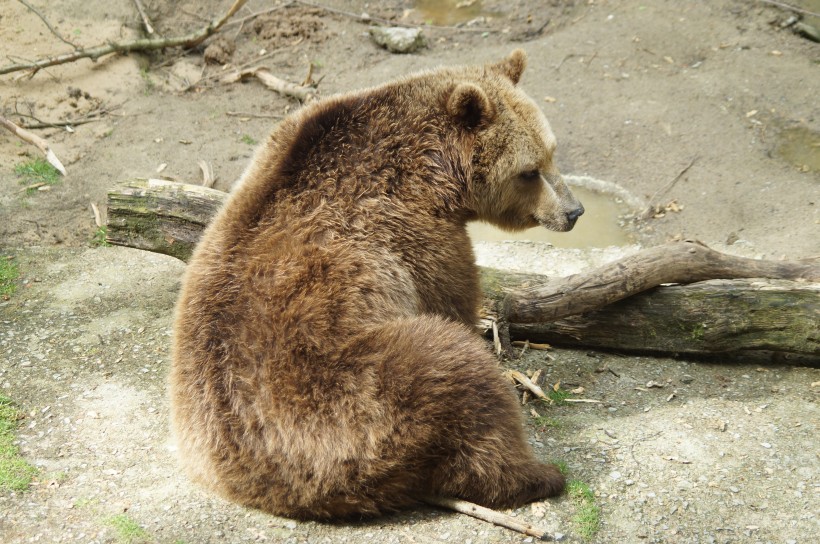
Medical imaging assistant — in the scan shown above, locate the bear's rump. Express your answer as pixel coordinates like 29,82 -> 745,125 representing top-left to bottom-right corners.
174,313 -> 530,518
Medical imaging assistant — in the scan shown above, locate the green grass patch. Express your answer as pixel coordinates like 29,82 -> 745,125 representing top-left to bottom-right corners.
0,396 -> 38,492
140,69 -> 155,95
547,387 -> 571,405
92,226 -> 111,247
14,158 -> 61,191
534,415 -> 561,429
567,479 -> 600,541
240,134 -> 258,145
106,514 -> 150,543
73,497 -> 99,509
0,257 -> 20,298
551,459 -> 569,475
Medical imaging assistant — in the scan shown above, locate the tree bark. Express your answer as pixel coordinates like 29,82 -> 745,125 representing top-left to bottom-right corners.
479,269 -> 818,360
106,178 -> 820,360
106,178 -> 226,261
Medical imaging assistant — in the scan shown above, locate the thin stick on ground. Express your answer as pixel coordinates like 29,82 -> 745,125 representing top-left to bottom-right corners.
0,0 -> 248,76
223,2 -> 294,29
0,115 -> 66,175
641,155 -> 698,219
132,0 -> 155,35
17,0 -> 79,49
225,111 -> 283,119
12,105 -> 119,129
758,0 -> 820,17
506,369 -> 550,402
223,67 -> 317,103
423,496 -> 556,541
90,203 -> 103,228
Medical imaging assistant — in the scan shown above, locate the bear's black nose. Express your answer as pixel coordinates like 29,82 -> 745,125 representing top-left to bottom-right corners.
566,205 -> 584,225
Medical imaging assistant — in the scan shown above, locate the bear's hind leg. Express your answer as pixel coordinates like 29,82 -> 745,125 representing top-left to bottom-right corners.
353,316 -> 565,510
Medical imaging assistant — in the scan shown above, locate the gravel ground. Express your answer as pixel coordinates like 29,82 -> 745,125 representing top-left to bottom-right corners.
1,245 -> 817,543
1,0 -> 818,542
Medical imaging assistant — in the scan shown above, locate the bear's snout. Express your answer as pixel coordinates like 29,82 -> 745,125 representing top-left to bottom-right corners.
566,205 -> 585,229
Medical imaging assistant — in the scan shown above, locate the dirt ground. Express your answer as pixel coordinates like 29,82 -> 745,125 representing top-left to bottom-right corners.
1,1 -> 818,543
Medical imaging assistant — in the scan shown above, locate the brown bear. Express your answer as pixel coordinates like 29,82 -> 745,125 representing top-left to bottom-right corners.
170,49 -> 583,520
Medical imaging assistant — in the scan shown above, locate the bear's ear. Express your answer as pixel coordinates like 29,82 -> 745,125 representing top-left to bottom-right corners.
487,49 -> 527,85
447,82 -> 493,128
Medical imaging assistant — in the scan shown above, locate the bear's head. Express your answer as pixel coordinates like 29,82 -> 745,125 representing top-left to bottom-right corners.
448,50 -> 584,232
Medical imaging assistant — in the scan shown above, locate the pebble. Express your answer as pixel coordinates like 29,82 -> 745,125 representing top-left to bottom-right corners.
681,374 -> 694,384
729,486 -> 739,493
369,27 -> 425,54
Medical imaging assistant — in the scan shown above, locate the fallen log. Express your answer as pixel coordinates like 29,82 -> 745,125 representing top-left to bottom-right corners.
106,178 -> 820,360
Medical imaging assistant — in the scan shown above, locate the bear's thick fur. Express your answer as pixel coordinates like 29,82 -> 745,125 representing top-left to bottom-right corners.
170,50 -> 583,520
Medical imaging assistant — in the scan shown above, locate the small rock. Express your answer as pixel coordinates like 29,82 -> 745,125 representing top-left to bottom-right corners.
761,442 -> 772,449
680,374 -> 694,384
610,471 -> 622,481
369,27 -> 425,54
283,520 -> 297,530
729,486 -> 739,493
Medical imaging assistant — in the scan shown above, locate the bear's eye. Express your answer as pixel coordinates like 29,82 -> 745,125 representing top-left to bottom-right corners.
519,170 -> 541,182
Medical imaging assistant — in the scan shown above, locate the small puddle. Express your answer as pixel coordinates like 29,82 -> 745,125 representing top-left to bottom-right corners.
776,125 -> 820,173
468,185 -> 636,249
413,0 -> 498,25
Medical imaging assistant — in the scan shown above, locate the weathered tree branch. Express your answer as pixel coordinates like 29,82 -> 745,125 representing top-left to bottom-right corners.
1,0 -> 247,76
501,241 -> 819,324
481,268 -> 819,360
0,115 -> 67,175
106,179 -> 820,360
222,67 -> 318,103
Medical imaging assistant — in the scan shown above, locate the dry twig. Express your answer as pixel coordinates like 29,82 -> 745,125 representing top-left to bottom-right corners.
12,105 -> 118,130
0,115 -> 66,175
90,203 -> 103,227
506,369 -> 550,402
223,67 -> 317,102
512,341 -> 552,350
758,0 -> 820,17
223,2 -> 294,28
522,368 -> 542,404
1,0 -> 248,76
132,0 -> 155,35
423,496 -> 556,540
225,111 -> 282,119
198,160 -> 215,188
18,182 -> 46,193
17,0 -> 79,49
641,156 -> 698,219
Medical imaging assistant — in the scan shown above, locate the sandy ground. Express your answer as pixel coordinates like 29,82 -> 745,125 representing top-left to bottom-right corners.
1,1 -> 819,543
